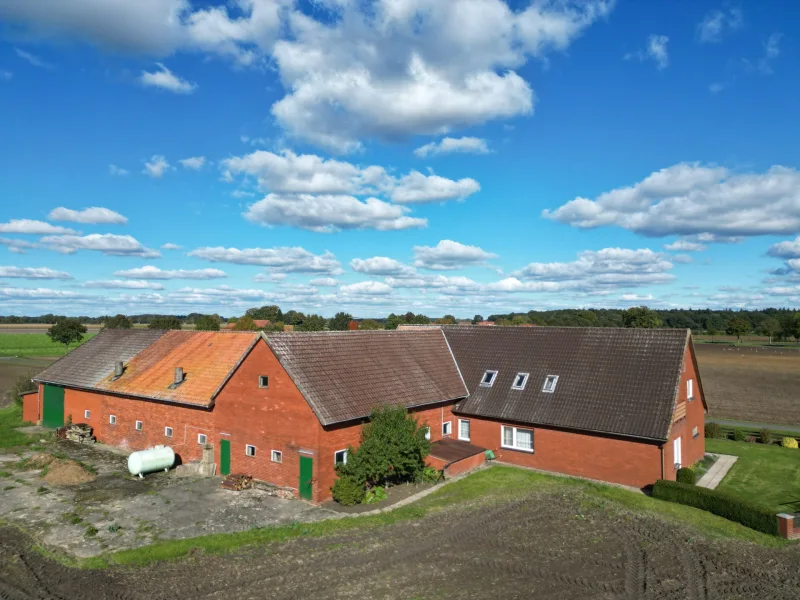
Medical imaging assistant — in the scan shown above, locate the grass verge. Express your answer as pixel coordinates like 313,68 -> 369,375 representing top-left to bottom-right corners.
705,438 -> 800,514
77,466 -> 787,569
0,405 -> 36,449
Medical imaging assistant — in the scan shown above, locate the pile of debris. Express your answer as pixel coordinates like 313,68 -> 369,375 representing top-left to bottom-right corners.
221,473 -> 253,491
65,423 -> 96,444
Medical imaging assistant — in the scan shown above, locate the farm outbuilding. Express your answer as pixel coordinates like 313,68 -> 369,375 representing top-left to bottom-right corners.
26,326 -> 706,502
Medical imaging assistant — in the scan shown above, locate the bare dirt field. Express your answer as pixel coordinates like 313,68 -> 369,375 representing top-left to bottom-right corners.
0,357 -> 55,408
695,344 -> 800,427
2,480 -> 800,599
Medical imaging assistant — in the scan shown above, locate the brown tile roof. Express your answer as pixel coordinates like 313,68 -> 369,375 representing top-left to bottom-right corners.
429,438 -> 486,466
33,329 -> 169,390
265,330 -> 468,426
443,326 -> 689,441
34,329 -> 259,407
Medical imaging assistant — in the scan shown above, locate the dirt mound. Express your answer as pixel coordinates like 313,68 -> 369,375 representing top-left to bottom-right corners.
25,453 -> 56,469
41,459 -> 95,486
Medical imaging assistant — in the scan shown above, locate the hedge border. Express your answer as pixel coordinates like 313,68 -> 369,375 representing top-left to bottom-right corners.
652,480 -> 778,536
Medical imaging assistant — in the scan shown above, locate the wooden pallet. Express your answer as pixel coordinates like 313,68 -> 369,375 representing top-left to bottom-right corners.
220,473 -> 253,491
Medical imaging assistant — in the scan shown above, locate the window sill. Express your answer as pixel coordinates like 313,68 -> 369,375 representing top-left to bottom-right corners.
458,437 -> 470,442
500,445 -> 534,454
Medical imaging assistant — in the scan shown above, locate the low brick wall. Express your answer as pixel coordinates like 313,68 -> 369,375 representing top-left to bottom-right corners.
426,452 -> 486,479
778,514 -> 800,539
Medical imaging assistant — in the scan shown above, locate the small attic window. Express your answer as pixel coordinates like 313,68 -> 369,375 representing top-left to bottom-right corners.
258,375 -> 269,388
542,375 -> 559,393
480,370 -> 498,387
512,373 -> 529,390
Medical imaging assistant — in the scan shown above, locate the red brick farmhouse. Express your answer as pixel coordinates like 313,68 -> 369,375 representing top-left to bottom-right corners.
26,326 -> 706,503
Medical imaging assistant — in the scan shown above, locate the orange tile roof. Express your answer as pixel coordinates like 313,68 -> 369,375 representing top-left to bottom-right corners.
97,331 -> 258,406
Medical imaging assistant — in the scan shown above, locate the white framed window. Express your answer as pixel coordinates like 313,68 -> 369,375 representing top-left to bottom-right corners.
692,426 -> 699,438
271,450 -> 282,463
501,425 -> 534,452
673,436 -> 682,469
246,444 -> 256,457
135,420 -> 143,431
109,414 -> 117,425
458,419 -> 470,441
423,426 -> 431,441
512,373 -> 529,390
164,426 -> 173,438
334,449 -> 348,465
442,421 -> 452,436
480,370 -> 498,387
197,433 -> 207,445
258,375 -> 269,388
542,375 -> 559,393
84,409 -> 91,420
687,379 -> 694,400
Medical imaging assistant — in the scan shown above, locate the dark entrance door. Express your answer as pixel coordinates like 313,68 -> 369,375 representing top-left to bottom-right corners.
42,384 -> 64,428
299,455 -> 313,500
220,439 -> 231,476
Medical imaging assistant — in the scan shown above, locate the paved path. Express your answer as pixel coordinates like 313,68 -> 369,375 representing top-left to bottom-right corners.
696,454 -> 737,490
707,418 -> 800,435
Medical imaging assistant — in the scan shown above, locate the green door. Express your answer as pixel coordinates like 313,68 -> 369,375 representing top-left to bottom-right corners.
42,384 -> 64,428
299,455 -> 313,500
220,439 -> 231,476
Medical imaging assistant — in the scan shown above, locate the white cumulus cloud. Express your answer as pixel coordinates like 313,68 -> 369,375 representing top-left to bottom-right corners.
48,206 -> 128,225
414,137 -> 491,158
0,219 -> 75,235
179,156 -> 206,170
624,34 -> 669,70
697,8 -> 743,43
140,63 -> 197,94
413,240 -> 497,270
114,265 -> 227,280
0,266 -> 72,279
83,279 -> 165,290
41,234 -> 160,257
143,155 -> 171,178
350,257 -> 416,277
340,281 -> 394,296
188,246 -> 342,274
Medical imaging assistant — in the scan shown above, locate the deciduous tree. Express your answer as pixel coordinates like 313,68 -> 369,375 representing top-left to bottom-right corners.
297,314 -> 326,331
104,314 -> 132,329
232,315 -> 257,331
622,306 -> 662,328
358,319 -> 382,330
725,317 -> 751,343
47,318 -> 87,353
194,314 -> 221,331
246,305 -> 283,322
328,312 -> 353,331
757,317 -> 781,345
148,316 -> 182,330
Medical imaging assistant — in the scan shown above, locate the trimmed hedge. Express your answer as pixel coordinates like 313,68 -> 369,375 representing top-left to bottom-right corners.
676,467 -> 696,485
652,480 -> 778,536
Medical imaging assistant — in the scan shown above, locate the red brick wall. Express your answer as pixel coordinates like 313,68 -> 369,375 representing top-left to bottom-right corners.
663,342 -> 706,480
461,415 -> 663,489
22,390 -> 39,423
439,451 -> 486,478
213,341 -> 321,497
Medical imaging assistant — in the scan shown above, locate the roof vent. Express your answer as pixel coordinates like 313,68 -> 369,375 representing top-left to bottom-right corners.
114,361 -> 124,377
174,367 -> 184,385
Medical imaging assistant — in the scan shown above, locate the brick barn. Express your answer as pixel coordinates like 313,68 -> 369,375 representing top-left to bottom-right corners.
26,326 -> 705,503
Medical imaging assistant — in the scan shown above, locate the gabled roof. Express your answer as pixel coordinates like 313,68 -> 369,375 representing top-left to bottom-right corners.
444,326 -> 689,441
265,329 -> 468,426
34,329 -> 259,407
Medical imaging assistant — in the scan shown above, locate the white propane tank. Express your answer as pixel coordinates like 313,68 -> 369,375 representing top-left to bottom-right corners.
128,445 -> 175,478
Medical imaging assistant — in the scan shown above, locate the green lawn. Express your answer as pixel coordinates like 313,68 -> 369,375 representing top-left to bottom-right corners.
78,465 -> 785,569
0,405 -> 36,449
0,333 -> 96,357
705,438 -> 800,514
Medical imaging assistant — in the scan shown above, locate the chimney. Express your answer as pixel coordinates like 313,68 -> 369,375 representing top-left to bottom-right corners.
114,361 -> 124,377
174,367 -> 184,385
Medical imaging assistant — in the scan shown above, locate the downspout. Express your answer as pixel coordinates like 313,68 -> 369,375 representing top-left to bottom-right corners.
660,444 -> 665,480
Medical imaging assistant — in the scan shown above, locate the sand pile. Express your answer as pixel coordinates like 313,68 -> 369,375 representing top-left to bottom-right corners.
25,453 -> 56,469
41,459 -> 96,486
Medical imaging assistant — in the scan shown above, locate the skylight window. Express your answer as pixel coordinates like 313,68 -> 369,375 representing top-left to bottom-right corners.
542,375 -> 559,393
512,373 -> 529,390
480,370 -> 498,387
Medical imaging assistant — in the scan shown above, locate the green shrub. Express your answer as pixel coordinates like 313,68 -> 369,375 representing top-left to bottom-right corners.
704,422 -> 722,439
84,525 -> 98,537
781,437 -> 798,449
419,466 -> 443,484
759,429 -> 773,445
733,428 -> 747,442
331,475 -> 365,506
364,486 -> 388,504
676,467 -> 696,485
744,436 -> 757,443
335,405 -> 430,487
651,480 -> 778,536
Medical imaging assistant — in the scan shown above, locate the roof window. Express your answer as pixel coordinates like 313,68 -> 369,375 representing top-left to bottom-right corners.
480,370 -> 498,387
542,375 -> 559,393
512,373 -> 529,390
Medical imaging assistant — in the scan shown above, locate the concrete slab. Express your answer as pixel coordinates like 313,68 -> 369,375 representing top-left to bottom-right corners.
696,454 -> 737,490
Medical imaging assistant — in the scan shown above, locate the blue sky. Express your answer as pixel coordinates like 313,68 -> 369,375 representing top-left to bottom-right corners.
0,0 -> 798,318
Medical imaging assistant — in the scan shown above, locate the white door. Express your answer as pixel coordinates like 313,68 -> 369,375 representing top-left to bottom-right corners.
673,436 -> 682,468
